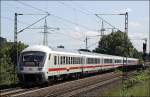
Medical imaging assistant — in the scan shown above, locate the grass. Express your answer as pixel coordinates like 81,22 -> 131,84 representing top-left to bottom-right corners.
99,69 -> 150,96
103,80 -> 150,96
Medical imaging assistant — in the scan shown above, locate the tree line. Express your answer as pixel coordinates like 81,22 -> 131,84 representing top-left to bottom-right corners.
0,31 -> 143,86
93,31 -> 143,60
0,41 -> 27,86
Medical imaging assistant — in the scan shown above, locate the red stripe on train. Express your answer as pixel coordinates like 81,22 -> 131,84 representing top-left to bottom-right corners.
48,64 -> 122,72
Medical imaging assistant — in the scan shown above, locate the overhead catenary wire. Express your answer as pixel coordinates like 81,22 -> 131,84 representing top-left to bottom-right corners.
57,1 -> 96,37
2,15 -> 84,43
70,1 -> 123,49
58,1 -> 90,16
16,0 -> 48,14
53,31 -> 84,42
16,1 -> 97,32
58,1 -> 104,49
15,1 -> 122,49
71,1 -> 121,32
1,16 -> 30,26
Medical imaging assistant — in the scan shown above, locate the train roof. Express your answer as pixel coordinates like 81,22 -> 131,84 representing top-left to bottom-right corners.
22,45 -> 138,60
51,47 -> 124,58
22,45 -> 52,53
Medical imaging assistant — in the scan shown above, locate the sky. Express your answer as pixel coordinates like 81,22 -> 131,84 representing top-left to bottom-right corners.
1,1 -> 149,52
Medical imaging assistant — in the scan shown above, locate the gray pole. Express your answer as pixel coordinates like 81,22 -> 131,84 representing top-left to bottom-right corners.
14,13 -> 17,45
43,19 -> 48,45
125,12 -> 128,34
149,26 -> 150,60
101,21 -> 104,36
86,37 -> 88,50
14,13 -> 18,82
125,12 -> 128,70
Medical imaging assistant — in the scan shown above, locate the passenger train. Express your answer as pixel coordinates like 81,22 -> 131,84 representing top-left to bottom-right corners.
17,45 -> 139,85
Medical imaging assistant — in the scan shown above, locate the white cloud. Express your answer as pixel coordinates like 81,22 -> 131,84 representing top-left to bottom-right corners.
113,8 -> 132,13
75,26 -> 80,31
129,21 -> 141,27
86,31 -> 100,36
69,30 -> 100,40
129,32 -> 149,52
126,8 -> 132,12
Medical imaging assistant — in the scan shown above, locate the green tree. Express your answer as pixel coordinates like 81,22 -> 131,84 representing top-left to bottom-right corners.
93,31 -> 142,59
0,41 -> 27,85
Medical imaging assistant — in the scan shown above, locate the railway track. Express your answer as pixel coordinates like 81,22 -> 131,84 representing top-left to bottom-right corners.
0,87 -> 20,94
11,72 -> 120,97
45,73 -> 121,97
0,71 -> 137,97
0,86 -> 41,97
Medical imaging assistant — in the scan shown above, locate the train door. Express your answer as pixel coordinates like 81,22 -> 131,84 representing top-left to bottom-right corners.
57,55 -> 60,76
46,54 -> 53,76
52,54 -> 59,77
82,56 -> 85,74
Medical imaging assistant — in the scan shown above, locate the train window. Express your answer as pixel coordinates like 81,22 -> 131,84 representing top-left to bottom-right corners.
54,56 -> 57,65
78,57 -> 80,64
91,58 -> 93,64
87,58 -> 89,64
115,59 -> 121,63
49,54 -> 51,60
76,57 -> 78,64
71,57 -> 73,64
92,58 -> 94,64
104,59 -> 112,63
70,57 -> 72,64
79,58 -> 81,64
77,57 -> 79,64
97,58 -> 99,64
95,58 -> 97,64
89,58 -> 91,64
98,59 -> 100,64
58,56 -> 59,65
63,56 -> 65,64
93,58 -> 94,64
75,57 -> 78,64
68,57 -> 70,64
74,57 -> 76,64
81,58 -> 83,64
72,57 -> 75,64
73,57 -> 75,64
88,58 -> 90,64
66,57 -> 68,64
60,56 -> 63,64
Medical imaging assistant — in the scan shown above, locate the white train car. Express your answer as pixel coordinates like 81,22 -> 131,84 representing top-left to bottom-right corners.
17,45 -> 139,85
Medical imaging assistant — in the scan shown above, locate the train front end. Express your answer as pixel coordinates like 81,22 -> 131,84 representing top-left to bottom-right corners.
17,45 -> 50,85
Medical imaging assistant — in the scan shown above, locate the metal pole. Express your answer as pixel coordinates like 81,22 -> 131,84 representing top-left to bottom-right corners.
125,12 -> 128,34
86,37 -> 88,50
149,27 -> 150,62
101,21 -> 104,36
125,12 -> 128,67
122,12 -> 128,97
14,13 -> 18,83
